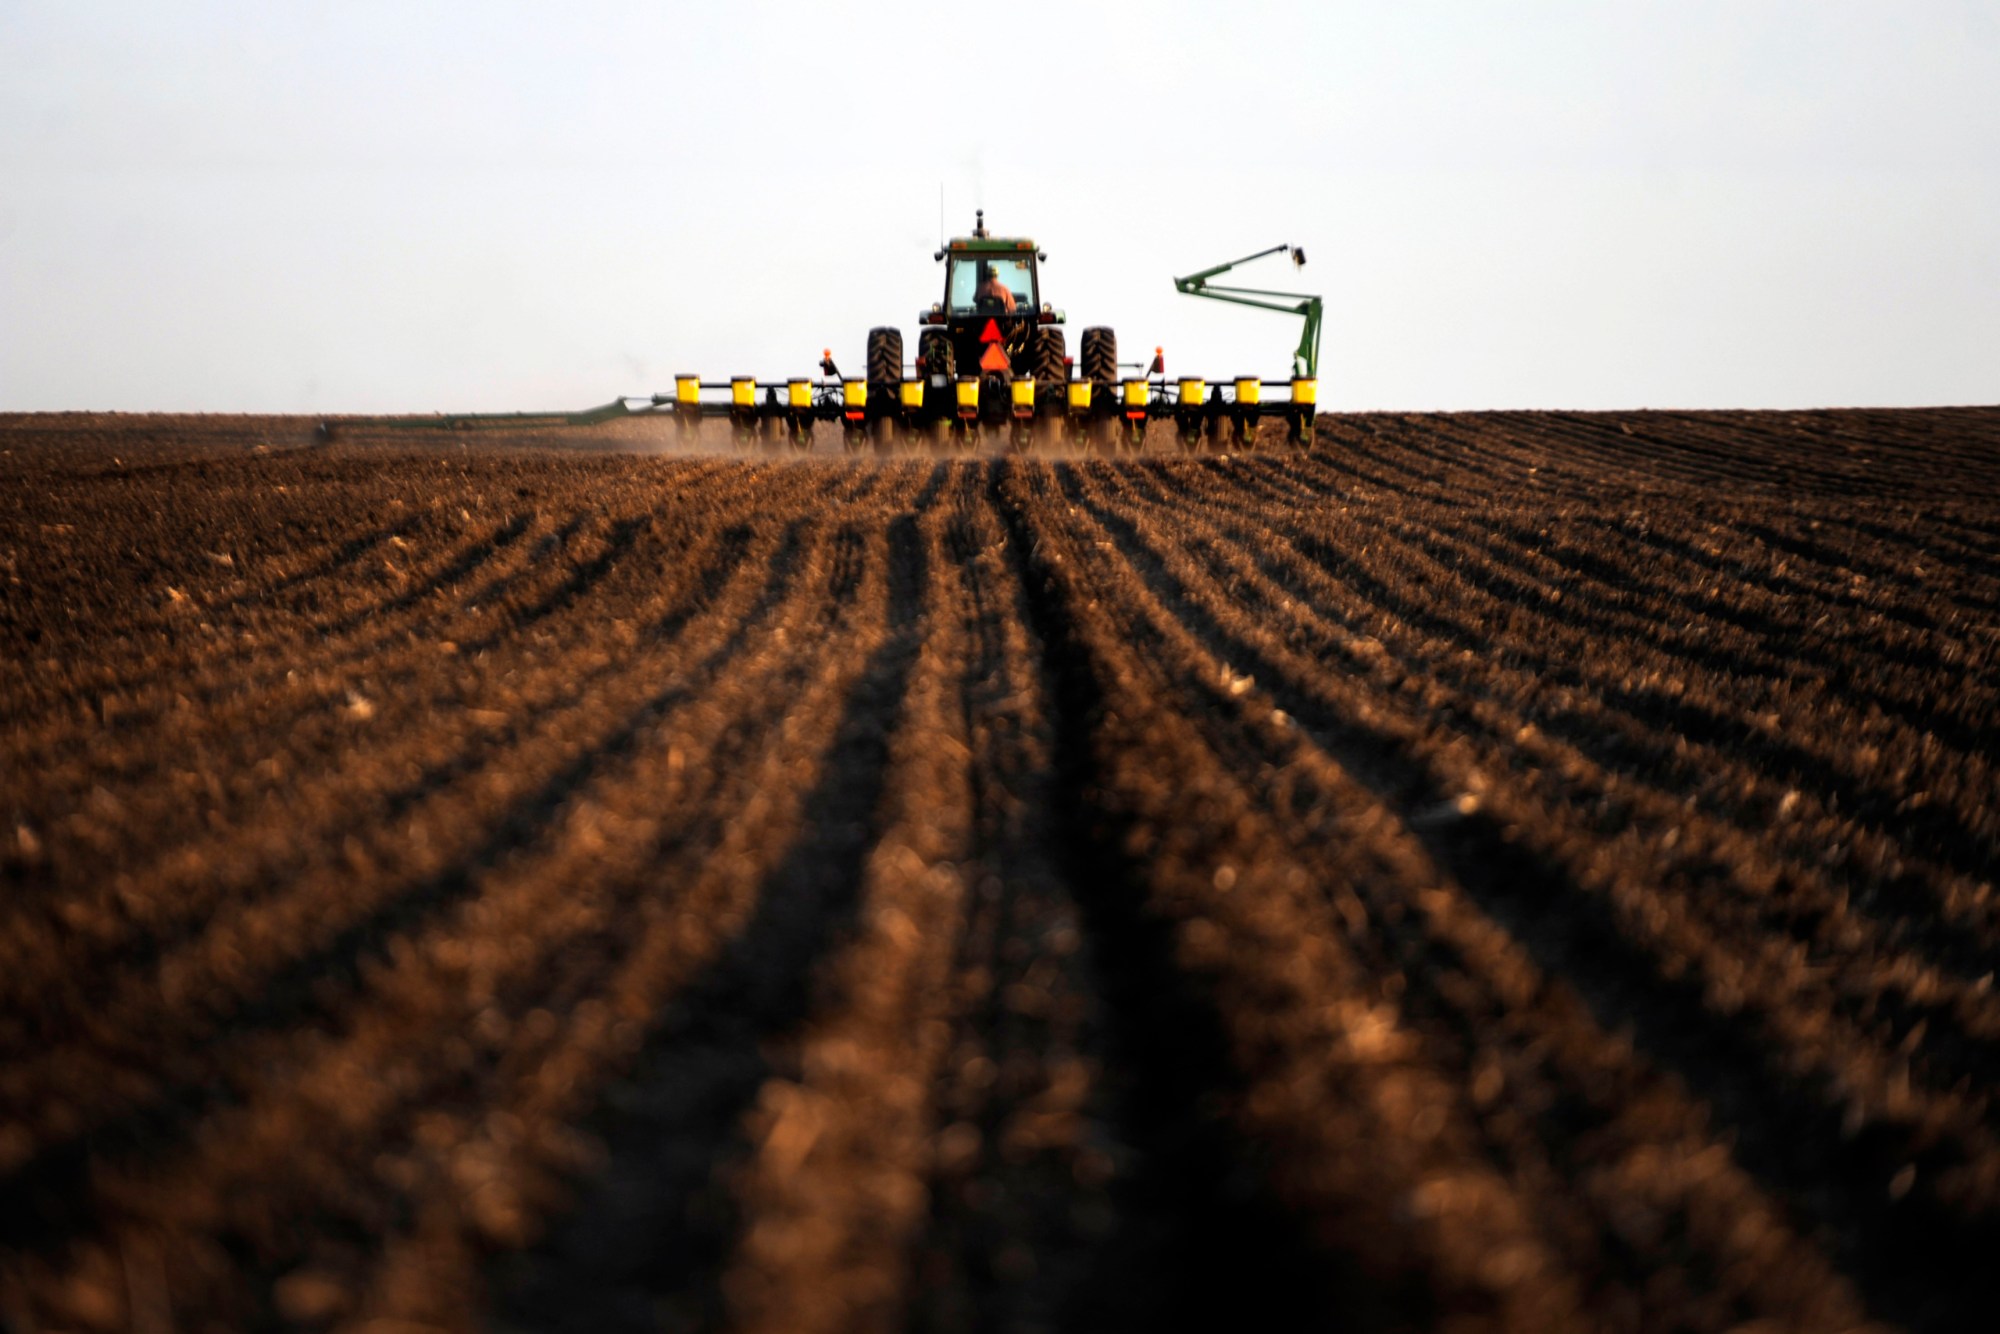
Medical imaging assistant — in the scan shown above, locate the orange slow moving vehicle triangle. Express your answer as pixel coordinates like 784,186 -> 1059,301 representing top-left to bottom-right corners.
977,318 -> 1009,371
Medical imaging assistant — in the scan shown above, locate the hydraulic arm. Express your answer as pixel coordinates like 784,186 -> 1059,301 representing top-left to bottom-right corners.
1173,245 -> 1322,379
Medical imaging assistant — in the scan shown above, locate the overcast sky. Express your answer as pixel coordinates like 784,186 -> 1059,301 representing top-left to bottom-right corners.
2,1 -> 1996,412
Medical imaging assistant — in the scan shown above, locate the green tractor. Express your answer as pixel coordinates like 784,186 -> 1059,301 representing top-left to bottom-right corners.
864,209 -> 1120,448
663,211 -> 1318,453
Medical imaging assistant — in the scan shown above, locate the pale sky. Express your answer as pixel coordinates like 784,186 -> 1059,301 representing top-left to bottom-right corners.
2,1 -> 1996,413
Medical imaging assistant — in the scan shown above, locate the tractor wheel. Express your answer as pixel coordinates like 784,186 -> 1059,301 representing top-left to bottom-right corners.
1033,326 -> 1067,388
1080,326 -> 1116,390
917,329 -> 954,435
866,327 -> 903,388
1031,326 -> 1067,445
917,328 -> 953,381
866,327 -> 902,431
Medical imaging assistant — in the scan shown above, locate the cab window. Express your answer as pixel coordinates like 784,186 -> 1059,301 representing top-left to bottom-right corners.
947,256 -> 1034,315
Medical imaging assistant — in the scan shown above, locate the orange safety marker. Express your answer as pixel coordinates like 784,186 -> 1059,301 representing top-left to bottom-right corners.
978,343 -> 1011,373
979,319 -> 1002,343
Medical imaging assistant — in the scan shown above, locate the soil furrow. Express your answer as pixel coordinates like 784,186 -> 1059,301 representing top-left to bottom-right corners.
1002,460 -> 1593,1333
1060,464 -> 2000,1329
1107,467 -> 2000,1006
1070,468 -> 1878,1331
0,509 -> 830,1167
8,410 -> 2000,1332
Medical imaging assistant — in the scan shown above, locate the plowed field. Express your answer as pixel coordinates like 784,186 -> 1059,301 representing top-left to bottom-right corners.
3,407 -> 1998,1332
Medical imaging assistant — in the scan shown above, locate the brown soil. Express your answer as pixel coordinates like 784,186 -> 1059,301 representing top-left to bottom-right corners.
2,406 -> 1997,1332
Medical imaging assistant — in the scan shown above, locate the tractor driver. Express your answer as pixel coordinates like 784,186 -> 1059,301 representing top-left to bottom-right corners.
975,263 -> 1017,314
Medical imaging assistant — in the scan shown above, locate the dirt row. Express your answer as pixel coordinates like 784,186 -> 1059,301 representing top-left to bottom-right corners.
2,406 -> 1997,1331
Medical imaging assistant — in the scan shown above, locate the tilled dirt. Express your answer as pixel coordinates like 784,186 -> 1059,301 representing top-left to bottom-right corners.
2,406 -> 1998,1332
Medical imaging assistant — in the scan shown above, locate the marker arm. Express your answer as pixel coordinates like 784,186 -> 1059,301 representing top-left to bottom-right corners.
1174,246 -> 1322,378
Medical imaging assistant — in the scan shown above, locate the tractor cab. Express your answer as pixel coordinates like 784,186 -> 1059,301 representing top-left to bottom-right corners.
920,211 -> 1059,384
946,253 -> 1036,317
927,219 -> 1048,327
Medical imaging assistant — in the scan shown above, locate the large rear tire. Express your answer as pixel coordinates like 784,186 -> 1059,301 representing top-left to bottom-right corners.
1033,326 -> 1067,385
866,327 -> 902,437
1031,326 -> 1068,445
916,330 -> 954,446
1081,327 -> 1116,454
866,327 -> 903,387
868,326 -> 908,446
916,328 -> 954,381
1080,326 -> 1116,389
916,329 -> 954,392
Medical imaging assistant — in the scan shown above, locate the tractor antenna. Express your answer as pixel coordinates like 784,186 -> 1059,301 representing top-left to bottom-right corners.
938,183 -> 944,250
974,208 -> 987,239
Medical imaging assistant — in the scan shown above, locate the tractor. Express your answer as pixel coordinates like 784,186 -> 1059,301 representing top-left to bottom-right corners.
862,209 -> 1119,450
662,212 -> 1318,453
